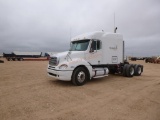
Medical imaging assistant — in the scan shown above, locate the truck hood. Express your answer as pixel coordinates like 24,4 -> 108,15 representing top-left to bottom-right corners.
51,51 -> 85,63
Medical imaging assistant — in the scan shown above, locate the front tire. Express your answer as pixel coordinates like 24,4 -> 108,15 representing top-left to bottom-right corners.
71,67 -> 88,86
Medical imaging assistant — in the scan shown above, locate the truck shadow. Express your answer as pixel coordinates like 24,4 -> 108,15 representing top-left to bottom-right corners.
49,79 -> 73,87
48,74 -> 125,87
87,74 -> 125,84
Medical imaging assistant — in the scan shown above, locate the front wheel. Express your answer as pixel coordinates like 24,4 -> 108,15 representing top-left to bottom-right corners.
71,67 -> 88,86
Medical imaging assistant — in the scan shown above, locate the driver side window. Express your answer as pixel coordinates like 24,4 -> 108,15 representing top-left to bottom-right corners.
91,40 -> 101,51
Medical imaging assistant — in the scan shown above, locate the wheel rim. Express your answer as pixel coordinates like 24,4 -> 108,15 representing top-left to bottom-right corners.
130,67 -> 134,75
137,67 -> 141,74
77,71 -> 85,83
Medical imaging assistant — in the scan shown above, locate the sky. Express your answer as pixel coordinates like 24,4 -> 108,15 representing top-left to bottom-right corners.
0,0 -> 160,57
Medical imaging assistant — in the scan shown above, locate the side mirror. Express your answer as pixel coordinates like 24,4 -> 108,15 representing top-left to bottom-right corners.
90,48 -> 94,53
90,40 -> 95,53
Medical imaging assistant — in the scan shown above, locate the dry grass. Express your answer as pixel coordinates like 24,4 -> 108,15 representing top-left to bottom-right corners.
0,59 -> 160,120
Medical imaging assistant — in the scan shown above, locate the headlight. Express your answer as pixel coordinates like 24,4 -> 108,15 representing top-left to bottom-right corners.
59,64 -> 68,69
49,57 -> 60,66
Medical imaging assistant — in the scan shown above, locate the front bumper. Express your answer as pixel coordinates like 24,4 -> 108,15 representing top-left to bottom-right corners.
47,67 -> 73,81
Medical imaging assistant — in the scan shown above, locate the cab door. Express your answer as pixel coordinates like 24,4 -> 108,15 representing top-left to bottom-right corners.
86,40 -> 102,65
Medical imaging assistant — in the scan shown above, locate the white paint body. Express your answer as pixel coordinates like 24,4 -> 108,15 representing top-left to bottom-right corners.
47,31 -> 124,81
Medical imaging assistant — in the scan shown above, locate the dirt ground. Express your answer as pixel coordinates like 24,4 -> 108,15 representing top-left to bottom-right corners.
0,58 -> 160,120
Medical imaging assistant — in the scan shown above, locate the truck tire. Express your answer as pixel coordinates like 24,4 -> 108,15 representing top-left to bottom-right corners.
132,64 -> 136,67
122,64 -> 128,76
134,65 -> 142,76
126,64 -> 134,77
72,67 -> 88,86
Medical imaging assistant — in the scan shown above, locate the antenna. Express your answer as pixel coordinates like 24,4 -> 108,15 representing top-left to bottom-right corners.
70,27 -> 72,42
69,27 -> 72,49
114,12 -> 115,29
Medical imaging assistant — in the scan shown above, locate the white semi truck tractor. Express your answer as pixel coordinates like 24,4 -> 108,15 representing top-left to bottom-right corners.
47,31 -> 143,86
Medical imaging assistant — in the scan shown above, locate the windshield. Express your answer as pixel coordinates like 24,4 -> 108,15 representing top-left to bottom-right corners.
70,39 -> 90,51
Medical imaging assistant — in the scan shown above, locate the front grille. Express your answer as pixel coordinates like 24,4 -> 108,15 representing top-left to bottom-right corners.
49,57 -> 58,66
48,66 -> 55,70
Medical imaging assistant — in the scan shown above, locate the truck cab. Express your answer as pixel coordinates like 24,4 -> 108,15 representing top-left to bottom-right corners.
47,31 -> 143,86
